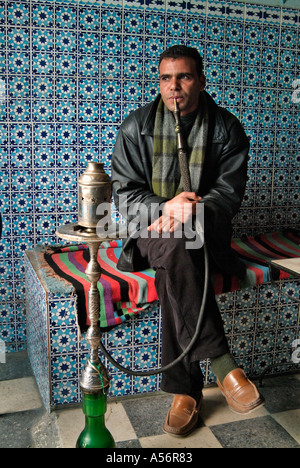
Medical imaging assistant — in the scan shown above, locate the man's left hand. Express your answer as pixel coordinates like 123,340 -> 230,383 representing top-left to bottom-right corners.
147,192 -> 201,234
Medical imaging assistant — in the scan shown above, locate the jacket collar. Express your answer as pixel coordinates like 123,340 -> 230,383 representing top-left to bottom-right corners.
141,94 -> 161,136
141,91 -> 226,143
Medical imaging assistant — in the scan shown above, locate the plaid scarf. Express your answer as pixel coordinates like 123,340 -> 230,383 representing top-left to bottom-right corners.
152,93 -> 209,198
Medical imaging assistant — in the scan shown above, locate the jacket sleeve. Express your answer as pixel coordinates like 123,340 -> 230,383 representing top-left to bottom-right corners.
201,111 -> 249,278
202,110 -> 249,221
111,116 -> 169,227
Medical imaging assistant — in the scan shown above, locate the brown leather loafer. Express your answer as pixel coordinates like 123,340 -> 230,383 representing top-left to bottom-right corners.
163,394 -> 202,437
217,368 -> 264,414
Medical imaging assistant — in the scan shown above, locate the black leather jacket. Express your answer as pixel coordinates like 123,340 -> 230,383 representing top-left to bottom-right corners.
112,92 -> 249,278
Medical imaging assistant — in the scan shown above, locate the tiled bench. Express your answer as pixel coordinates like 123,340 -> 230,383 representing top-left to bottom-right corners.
25,231 -> 300,412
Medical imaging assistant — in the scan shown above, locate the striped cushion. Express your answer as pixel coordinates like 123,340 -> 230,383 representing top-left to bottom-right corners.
42,231 -> 300,330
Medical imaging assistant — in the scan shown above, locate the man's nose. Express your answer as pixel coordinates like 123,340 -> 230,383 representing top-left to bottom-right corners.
169,77 -> 180,90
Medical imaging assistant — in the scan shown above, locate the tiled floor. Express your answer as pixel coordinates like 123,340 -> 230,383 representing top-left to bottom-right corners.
1,351 -> 300,449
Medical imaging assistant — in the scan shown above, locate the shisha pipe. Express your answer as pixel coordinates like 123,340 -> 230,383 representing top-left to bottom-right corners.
57,98 -> 209,447
173,97 -> 193,193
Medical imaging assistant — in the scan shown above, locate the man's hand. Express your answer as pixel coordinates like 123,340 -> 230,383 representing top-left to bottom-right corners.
148,192 -> 201,234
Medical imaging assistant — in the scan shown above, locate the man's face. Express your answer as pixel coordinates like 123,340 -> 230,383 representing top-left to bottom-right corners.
159,57 -> 206,116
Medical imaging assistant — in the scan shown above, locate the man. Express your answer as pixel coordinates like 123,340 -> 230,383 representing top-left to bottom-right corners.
112,45 -> 263,437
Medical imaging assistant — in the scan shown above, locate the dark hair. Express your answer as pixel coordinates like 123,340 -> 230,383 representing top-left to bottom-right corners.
159,45 -> 203,76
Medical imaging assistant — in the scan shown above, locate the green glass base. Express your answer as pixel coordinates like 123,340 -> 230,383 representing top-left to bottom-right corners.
76,392 -> 115,449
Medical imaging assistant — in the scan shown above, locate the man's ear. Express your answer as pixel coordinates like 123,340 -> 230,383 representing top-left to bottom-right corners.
199,74 -> 206,92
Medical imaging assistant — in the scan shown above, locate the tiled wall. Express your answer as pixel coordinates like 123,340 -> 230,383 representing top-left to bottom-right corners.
0,0 -> 299,352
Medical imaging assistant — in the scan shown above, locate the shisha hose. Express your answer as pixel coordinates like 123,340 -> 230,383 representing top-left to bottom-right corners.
99,242 -> 209,376
99,97 -> 209,377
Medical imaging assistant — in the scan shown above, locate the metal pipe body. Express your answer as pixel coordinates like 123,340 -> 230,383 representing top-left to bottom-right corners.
173,98 -> 192,193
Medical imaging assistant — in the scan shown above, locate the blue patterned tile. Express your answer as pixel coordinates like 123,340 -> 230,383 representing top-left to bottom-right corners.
226,21 -> 244,43
280,49 -> 296,68
280,69 -> 295,89
8,28 -> 30,50
123,57 -> 143,79
108,372 -> 133,397
206,42 -> 224,63
35,214 -> 56,236
133,374 -> 160,394
79,146 -> 99,165
124,10 -> 144,34
262,25 -> 279,46
100,101 -> 121,124
281,27 -> 297,48
276,328 -> 297,351
166,14 -> 186,37
8,51 -> 30,74
101,56 -> 121,79
11,169 -> 32,191
232,333 -> 254,357
55,4 -> 77,29
8,2 -> 30,26
32,3 -> 54,27
35,191 -> 55,213
0,259 -> 13,281
51,327 -> 78,354
79,32 -> 100,55
1,0 -> 299,392
257,306 -> 278,331
56,30 -> 76,53
56,190 -> 76,212
107,324 -> 133,348
225,44 -> 243,65
51,379 -> 80,407
134,317 -> 159,345
34,29 -> 54,51
32,76 -> 54,99
134,345 -> 159,371
0,301 -> 15,321
101,8 -> 122,33
32,100 -> 53,122
245,23 -> 262,44
56,53 -> 77,76
32,52 -> 54,75
207,19 -> 225,42
279,304 -> 299,329
243,66 -> 260,87
101,34 -> 122,57
11,192 -> 33,214
144,36 -> 164,59
145,12 -> 165,36
79,7 -> 99,30
255,330 -> 277,355
56,101 -> 76,122
281,281 -> 300,303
